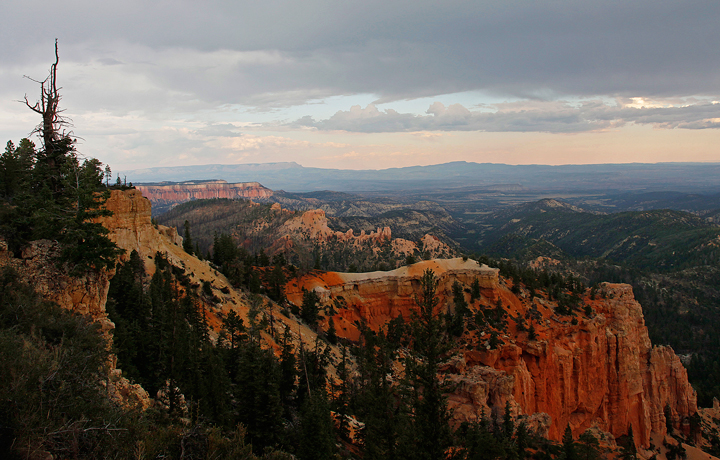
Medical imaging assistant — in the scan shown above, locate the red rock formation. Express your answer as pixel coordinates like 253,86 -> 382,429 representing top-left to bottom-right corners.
286,258 -> 498,341
288,266 -> 697,448
136,180 -> 273,209
99,189 -> 182,273
468,283 -> 697,448
271,208 -> 451,262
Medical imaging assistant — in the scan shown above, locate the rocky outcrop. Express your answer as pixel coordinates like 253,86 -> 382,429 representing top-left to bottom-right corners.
272,208 -> 452,263
453,283 -> 697,447
136,180 -> 273,213
278,209 -> 392,244
289,266 -> 697,449
0,238 -> 114,333
0,235 -> 151,411
100,189 -> 259,330
100,189 -> 182,274
286,258 -> 498,341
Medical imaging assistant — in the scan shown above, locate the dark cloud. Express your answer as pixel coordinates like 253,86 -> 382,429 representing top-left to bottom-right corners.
2,0 -> 720,111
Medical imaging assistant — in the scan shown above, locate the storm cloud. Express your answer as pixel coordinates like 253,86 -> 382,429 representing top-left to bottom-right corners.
2,0 -> 719,169
4,0 -> 720,109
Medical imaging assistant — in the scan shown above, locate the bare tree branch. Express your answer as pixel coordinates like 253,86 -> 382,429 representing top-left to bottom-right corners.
21,39 -> 72,148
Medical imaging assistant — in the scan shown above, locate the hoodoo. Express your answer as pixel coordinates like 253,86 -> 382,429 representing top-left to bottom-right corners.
289,261 -> 698,449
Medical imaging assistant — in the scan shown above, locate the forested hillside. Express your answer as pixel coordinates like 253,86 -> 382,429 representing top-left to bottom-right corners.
157,198 -> 456,273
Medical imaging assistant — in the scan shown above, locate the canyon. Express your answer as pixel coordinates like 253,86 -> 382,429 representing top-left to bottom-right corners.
0,188 -> 712,457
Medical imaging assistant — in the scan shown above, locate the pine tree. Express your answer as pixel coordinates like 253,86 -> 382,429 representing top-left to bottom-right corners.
620,425 -> 637,460
267,263 -> 286,302
577,430 -> 601,460
183,220 -> 194,255
235,340 -> 284,452
471,277 -> 482,302
300,288 -> 321,328
298,392 -> 335,460
502,400 -> 515,439
353,323 -> 412,460
562,424 -> 578,460
406,269 -> 453,460
278,325 -> 297,416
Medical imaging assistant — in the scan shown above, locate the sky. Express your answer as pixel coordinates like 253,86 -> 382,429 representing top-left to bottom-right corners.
1,0 -> 719,171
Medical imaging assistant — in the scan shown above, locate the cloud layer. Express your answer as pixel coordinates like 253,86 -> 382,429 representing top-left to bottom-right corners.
292,99 -> 720,133
4,1 -> 720,110
2,0 -> 719,169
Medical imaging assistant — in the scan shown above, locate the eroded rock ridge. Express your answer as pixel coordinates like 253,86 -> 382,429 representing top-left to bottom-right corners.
289,261 -> 697,448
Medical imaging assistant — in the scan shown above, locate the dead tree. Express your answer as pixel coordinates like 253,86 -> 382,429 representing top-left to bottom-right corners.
23,39 -> 74,196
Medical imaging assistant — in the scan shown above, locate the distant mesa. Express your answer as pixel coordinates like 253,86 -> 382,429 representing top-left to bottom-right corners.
135,180 -> 273,214
119,161 -> 720,194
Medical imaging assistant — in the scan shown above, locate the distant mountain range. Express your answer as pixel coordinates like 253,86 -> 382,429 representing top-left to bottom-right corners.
121,161 -> 720,193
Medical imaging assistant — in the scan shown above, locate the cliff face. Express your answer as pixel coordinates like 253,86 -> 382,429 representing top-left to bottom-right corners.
286,258 -> 496,341
0,238 -> 114,332
288,264 -> 697,448
0,221 -> 150,410
136,180 -> 273,214
0,189 -> 251,410
100,189 -> 182,274
454,283 -> 696,447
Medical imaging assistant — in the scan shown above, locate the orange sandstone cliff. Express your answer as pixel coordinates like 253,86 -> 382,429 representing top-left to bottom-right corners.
136,180 -> 273,212
286,258 -> 497,341
100,190 -> 332,357
288,260 -> 698,449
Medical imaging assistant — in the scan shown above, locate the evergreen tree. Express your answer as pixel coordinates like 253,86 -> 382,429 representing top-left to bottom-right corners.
106,250 -> 150,380
0,139 -> 34,200
326,317 -> 338,344
455,415 -> 508,460
449,280 -> 469,336
297,337 -> 330,407
267,262 -> 286,302
406,269 -> 453,460
577,430 -> 601,460
502,400 -> 515,439
664,403 -> 674,434
471,277 -> 482,302
234,340 -> 284,452
562,424 -> 578,460
297,392 -> 335,460
515,421 -> 530,460
183,220 -> 194,255
300,288 -> 321,328
278,325 -> 298,416
620,425 -> 637,460
353,323 -> 413,460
